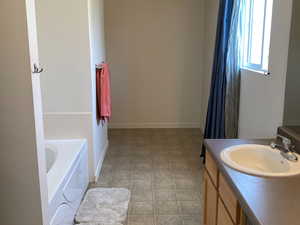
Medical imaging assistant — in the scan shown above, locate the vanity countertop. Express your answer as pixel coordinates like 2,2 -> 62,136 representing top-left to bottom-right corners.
204,139 -> 300,225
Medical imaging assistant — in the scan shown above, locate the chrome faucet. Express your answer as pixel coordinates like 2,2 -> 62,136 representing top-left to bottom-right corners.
270,135 -> 298,162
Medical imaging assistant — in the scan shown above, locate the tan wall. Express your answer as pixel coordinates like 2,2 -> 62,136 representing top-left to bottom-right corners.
0,1 -> 44,224
202,0 -> 219,127
105,0 -> 205,128
37,0 -> 92,113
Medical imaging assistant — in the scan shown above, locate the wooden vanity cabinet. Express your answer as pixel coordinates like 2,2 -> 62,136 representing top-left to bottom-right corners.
218,198 -> 235,225
203,151 -> 247,225
203,171 -> 218,225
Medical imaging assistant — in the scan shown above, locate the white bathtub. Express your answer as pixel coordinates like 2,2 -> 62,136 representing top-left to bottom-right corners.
45,139 -> 89,225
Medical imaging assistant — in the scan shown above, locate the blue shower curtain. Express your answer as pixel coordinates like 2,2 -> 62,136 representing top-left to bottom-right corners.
225,0 -> 245,138
202,0 -> 244,157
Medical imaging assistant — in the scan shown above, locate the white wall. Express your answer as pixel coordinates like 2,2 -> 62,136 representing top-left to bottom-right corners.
0,1 -> 44,224
283,0 -> 300,126
36,0 -> 108,181
105,0 -> 204,129
25,0 -> 49,223
239,0 -> 293,138
88,0 -> 109,180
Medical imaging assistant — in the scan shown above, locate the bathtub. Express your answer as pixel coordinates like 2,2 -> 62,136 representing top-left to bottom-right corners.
45,139 -> 89,225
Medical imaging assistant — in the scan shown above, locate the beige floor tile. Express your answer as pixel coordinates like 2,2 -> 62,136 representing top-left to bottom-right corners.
154,189 -> 177,201
175,190 -> 201,201
132,170 -> 152,180
128,215 -> 155,225
175,178 -> 201,189
131,179 -> 152,190
153,168 -> 173,180
99,167 -> 113,177
101,161 -> 114,170
111,178 -> 132,189
170,161 -> 191,170
153,160 -> 171,169
131,161 -> 153,170
131,188 -> 153,202
98,129 -> 204,222
154,177 -> 176,189
94,175 -> 113,187
113,170 -> 131,180
172,170 -> 194,180
157,215 -> 183,225
156,201 -> 180,215
114,162 -> 132,170
130,201 -> 154,215
179,201 -> 202,215
182,215 -> 202,225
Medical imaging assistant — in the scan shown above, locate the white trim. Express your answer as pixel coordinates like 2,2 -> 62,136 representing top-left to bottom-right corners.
94,139 -> 109,182
108,122 -> 201,129
44,112 -> 92,116
241,67 -> 270,76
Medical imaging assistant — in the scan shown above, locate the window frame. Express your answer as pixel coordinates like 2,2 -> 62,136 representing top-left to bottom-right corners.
243,0 -> 272,73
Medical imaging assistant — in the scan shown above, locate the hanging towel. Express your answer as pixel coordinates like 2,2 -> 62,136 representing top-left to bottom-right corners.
96,63 -> 111,123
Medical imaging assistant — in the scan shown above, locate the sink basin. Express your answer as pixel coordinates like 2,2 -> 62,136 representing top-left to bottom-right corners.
220,144 -> 300,177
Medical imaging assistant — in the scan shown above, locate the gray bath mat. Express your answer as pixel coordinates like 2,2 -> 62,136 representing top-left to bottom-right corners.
75,188 -> 130,224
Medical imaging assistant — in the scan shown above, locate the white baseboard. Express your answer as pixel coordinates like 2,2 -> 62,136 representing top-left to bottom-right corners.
94,139 -> 109,182
108,122 -> 201,129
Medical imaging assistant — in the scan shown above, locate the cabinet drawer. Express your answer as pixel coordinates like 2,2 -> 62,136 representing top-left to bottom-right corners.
219,173 -> 240,224
218,198 -> 234,225
205,151 -> 218,187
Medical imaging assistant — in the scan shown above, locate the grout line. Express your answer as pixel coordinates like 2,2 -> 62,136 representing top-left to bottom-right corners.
173,163 -> 185,225
151,158 -> 157,225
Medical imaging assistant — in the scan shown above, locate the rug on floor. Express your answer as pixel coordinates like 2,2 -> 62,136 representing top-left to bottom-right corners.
75,188 -> 131,224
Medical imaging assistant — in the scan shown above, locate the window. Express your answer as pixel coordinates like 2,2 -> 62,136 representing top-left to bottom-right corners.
243,0 -> 274,72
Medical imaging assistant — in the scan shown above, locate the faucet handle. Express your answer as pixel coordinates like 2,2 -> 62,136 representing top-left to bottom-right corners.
277,135 -> 291,145
270,141 -> 277,149
277,135 -> 295,151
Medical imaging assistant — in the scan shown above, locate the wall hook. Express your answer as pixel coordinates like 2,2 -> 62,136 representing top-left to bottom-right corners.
33,63 -> 44,74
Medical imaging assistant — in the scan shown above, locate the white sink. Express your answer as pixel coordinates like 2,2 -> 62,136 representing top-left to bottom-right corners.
220,144 -> 300,177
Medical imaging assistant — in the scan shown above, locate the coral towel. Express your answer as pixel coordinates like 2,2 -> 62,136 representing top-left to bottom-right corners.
96,63 -> 111,123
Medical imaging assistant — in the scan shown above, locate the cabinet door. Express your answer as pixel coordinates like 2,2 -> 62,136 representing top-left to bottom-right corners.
217,199 -> 234,225
219,173 -> 240,223
203,170 -> 218,225
206,151 -> 219,187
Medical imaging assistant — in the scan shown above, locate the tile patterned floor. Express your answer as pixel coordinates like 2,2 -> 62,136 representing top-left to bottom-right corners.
91,129 -> 204,225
